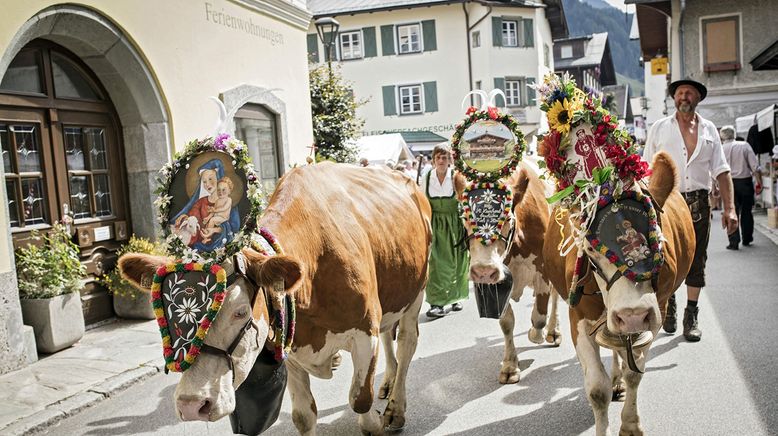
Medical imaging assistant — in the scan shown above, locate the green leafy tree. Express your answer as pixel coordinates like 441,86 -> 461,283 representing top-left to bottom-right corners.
309,65 -> 365,163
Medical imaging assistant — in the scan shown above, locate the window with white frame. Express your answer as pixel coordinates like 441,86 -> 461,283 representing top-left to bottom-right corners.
339,31 -> 362,60
561,44 -> 573,58
472,31 -> 481,48
397,24 -> 421,54
505,80 -> 522,106
502,20 -> 518,47
399,85 -> 422,114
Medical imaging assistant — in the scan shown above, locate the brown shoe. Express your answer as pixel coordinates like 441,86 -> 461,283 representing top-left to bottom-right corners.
663,295 -> 677,334
683,306 -> 701,342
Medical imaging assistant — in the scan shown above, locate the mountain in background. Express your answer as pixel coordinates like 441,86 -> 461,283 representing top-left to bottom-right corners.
562,0 -> 645,96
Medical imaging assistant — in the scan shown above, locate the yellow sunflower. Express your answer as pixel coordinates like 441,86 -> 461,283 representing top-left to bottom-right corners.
548,98 -> 573,134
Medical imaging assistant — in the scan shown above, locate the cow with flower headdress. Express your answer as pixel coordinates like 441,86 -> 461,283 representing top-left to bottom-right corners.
535,73 -> 695,436
120,100 -> 432,435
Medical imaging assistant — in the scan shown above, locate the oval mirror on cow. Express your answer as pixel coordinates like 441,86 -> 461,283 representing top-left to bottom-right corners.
119,99 -> 434,435
451,93 -> 563,385
536,73 -> 696,435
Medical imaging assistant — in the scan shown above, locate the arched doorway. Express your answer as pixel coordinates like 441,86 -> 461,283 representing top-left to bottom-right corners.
1,40 -> 128,324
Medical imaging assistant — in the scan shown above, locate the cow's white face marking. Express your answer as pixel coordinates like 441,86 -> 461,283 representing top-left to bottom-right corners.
174,277 -> 269,421
586,245 -> 659,335
467,215 -> 514,284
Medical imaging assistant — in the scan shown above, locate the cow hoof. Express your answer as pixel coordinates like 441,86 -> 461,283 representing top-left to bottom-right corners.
359,410 -> 384,436
546,329 -> 562,346
528,327 -> 545,344
331,352 -> 342,370
383,401 -> 406,432
612,383 -> 626,402
499,369 -> 520,384
378,381 -> 393,399
619,425 -> 644,436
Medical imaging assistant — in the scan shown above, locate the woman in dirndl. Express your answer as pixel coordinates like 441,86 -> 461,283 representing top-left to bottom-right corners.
420,144 -> 470,318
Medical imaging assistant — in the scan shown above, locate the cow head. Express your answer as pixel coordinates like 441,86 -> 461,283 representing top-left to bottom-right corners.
581,153 -> 676,338
457,167 -> 537,285
118,249 -> 302,422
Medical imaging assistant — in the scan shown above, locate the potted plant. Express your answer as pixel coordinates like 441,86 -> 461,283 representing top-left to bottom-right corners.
102,236 -> 165,319
16,223 -> 87,354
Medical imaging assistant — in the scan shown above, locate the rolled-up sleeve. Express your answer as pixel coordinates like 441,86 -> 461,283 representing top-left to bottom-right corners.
710,128 -> 730,178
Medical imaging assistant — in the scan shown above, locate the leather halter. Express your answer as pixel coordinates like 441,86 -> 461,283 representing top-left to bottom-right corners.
197,253 -> 268,384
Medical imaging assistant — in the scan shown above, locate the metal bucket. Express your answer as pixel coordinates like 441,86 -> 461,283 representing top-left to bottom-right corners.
473,267 -> 513,319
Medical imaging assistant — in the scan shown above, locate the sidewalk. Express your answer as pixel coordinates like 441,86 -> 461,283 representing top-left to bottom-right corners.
0,319 -> 162,436
1,212 -> 776,436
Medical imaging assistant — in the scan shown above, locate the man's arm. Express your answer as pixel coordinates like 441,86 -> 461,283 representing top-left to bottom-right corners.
716,171 -> 738,235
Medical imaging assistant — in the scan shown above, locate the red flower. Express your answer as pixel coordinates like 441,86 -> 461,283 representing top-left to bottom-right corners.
184,263 -> 194,271
156,265 -> 168,277
210,265 -> 221,274
603,114 -> 612,123
466,106 -> 477,115
487,106 -> 499,119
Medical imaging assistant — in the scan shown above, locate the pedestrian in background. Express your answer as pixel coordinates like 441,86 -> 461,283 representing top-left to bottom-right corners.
644,78 -> 737,342
420,144 -> 470,318
719,125 -> 762,250
359,157 -> 370,167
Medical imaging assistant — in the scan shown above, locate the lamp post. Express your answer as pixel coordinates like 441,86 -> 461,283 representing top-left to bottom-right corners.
314,17 -> 340,81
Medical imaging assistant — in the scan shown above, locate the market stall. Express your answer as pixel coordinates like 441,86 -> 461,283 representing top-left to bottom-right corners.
736,104 -> 777,208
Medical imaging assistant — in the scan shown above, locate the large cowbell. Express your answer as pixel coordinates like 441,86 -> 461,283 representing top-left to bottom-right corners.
586,196 -> 658,277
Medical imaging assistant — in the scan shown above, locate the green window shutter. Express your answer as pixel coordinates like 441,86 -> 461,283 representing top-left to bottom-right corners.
382,85 -> 397,116
306,34 -> 319,63
422,20 -> 437,52
526,77 -> 536,106
493,77 -> 506,106
363,27 -> 377,57
492,17 -> 503,47
523,18 -> 534,47
423,81 -> 438,112
381,25 -> 395,56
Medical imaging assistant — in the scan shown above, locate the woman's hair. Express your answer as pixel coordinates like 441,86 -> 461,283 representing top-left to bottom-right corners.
432,144 -> 451,159
217,177 -> 234,190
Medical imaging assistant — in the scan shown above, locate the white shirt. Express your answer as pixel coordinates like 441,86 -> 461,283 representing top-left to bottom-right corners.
421,168 -> 454,197
721,140 -> 760,179
644,113 -> 730,193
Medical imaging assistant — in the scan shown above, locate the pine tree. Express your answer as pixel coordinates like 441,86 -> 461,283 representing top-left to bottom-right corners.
309,65 -> 365,163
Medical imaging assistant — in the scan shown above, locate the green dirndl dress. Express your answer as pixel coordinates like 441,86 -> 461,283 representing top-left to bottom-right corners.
425,169 -> 470,307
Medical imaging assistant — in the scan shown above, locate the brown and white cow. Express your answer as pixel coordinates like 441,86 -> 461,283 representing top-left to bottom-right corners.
456,160 -> 562,384
120,162 -> 432,435
542,152 -> 695,436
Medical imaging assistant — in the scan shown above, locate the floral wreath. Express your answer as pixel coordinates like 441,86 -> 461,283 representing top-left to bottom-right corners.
154,133 -> 266,264
460,180 -> 514,245
451,102 -> 526,183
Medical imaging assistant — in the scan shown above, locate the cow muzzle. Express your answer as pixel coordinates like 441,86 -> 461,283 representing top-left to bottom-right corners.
177,396 -> 214,421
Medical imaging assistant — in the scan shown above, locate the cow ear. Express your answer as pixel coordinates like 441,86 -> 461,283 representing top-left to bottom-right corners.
453,172 -> 467,197
118,253 -> 170,291
648,151 -> 678,208
510,167 -> 531,206
244,249 -> 303,294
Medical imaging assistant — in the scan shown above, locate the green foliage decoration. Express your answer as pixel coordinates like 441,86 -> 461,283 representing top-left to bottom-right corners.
15,223 -> 86,299
101,236 -> 166,300
309,65 -> 365,163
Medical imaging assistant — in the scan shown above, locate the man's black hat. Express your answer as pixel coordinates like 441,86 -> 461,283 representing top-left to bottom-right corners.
669,78 -> 707,101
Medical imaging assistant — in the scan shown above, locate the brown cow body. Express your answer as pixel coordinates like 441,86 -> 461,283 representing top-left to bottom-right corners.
121,163 -> 431,436
542,152 -> 695,435
457,160 -> 562,384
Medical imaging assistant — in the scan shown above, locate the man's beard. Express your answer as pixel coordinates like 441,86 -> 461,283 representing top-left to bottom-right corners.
678,102 -> 694,113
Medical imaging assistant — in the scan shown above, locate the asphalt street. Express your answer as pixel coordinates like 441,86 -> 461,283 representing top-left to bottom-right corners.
44,213 -> 777,435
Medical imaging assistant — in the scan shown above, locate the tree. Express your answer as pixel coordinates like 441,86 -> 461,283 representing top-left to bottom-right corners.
309,65 -> 365,163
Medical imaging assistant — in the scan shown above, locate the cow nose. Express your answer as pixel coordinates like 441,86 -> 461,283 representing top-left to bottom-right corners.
470,265 -> 500,284
613,308 -> 650,333
176,397 -> 212,421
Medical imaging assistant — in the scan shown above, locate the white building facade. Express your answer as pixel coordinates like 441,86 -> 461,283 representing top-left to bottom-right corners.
307,0 -> 568,152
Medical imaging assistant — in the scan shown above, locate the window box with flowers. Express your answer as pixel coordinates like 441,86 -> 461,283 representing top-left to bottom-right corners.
16,223 -> 86,353
102,236 -> 166,320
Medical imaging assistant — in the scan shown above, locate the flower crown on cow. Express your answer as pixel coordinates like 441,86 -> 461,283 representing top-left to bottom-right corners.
534,74 -> 661,305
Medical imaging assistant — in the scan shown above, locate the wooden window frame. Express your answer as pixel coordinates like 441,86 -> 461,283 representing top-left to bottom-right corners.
505,80 -> 522,107
398,84 -> 423,115
701,14 -> 741,73
339,30 -> 363,61
502,20 -> 518,47
396,23 -> 422,54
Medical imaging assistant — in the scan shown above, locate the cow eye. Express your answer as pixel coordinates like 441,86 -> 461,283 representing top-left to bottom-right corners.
233,307 -> 249,319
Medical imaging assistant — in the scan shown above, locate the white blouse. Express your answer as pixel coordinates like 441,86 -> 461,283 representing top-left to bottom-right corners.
421,168 -> 454,198
644,113 -> 730,193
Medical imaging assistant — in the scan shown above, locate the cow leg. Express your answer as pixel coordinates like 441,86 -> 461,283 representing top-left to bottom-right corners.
574,317 -> 612,436
349,330 -> 382,435
545,287 -> 562,346
529,284 -> 548,344
378,330 -> 397,399
286,358 -> 318,436
498,303 -> 520,384
383,292 -> 423,431
618,350 -> 646,436
611,351 -> 625,401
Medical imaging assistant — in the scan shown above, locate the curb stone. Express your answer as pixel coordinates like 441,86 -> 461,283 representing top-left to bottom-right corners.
2,360 -> 161,436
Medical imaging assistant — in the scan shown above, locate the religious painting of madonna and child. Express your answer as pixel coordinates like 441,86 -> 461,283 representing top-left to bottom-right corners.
166,151 -> 251,251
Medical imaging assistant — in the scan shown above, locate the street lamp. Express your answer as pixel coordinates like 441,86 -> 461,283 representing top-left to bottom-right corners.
314,17 -> 340,79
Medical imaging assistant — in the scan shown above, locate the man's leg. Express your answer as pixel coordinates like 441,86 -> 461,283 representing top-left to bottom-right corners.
740,180 -> 755,245
683,194 -> 710,342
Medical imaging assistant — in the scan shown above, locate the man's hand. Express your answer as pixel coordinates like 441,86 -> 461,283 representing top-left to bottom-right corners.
722,208 -> 739,235
755,182 -> 763,195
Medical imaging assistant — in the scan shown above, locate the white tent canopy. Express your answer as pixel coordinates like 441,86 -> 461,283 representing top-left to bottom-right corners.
735,104 -> 775,136
352,133 -> 414,165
